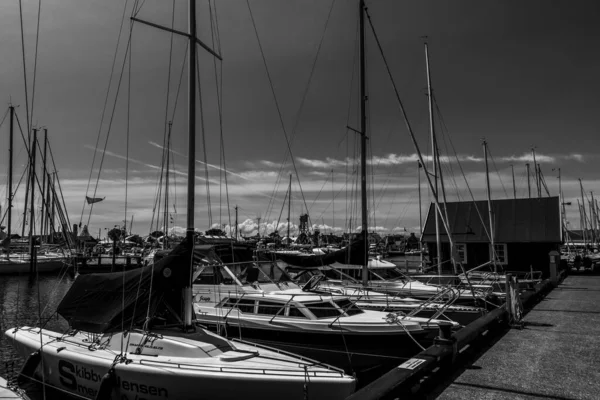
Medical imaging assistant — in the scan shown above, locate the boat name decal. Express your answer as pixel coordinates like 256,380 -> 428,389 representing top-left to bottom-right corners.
58,360 -> 169,398
129,342 -> 164,350
197,296 -> 211,302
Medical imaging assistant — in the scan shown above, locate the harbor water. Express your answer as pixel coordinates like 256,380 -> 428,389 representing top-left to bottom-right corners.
0,274 -> 73,376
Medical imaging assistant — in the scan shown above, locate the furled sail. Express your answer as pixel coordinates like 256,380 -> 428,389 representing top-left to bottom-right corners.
57,240 -> 192,333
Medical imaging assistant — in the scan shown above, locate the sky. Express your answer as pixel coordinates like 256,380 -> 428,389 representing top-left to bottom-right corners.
1,0 -> 600,239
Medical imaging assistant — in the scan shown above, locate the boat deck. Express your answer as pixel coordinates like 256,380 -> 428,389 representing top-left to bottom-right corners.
0,377 -> 22,399
436,274 -> 600,399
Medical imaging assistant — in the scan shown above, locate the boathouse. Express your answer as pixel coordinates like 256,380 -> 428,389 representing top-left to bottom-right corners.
421,196 -> 561,277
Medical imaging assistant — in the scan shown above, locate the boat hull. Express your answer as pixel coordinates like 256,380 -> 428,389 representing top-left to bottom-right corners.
198,321 -> 430,373
5,327 -> 355,400
0,257 -> 69,275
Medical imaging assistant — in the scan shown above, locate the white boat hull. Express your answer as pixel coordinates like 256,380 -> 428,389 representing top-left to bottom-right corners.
5,327 -> 355,400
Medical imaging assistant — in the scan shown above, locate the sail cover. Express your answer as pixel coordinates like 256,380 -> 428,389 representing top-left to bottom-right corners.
272,239 -> 367,268
57,240 -> 192,333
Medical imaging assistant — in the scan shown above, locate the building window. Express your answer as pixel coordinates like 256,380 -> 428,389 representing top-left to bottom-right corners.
489,243 -> 508,265
456,243 -> 467,263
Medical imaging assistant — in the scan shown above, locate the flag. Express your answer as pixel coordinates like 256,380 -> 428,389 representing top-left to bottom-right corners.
86,196 -> 105,205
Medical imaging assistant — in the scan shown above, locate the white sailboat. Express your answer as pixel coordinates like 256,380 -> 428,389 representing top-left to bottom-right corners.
5,2 -> 356,398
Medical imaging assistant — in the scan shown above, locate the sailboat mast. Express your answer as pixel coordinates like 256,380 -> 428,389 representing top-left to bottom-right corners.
29,129 -> 38,275
359,0 -> 369,287
164,121 -> 172,248
483,140 -> 496,272
184,0 -> 198,328
532,147 -> 540,197
590,192 -> 596,245
7,106 -> 14,249
424,41 -> 442,273
511,164 -> 516,199
41,129 -> 48,243
579,179 -> 587,251
526,163 -> 531,198
287,174 -> 291,245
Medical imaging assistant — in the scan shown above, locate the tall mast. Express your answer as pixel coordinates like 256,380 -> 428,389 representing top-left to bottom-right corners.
579,178 -> 587,251
526,163 -> 531,198
183,0 -> 198,328
287,174 -> 291,245
483,140 -> 496,272
29,129 -> 38,275
359,0 -> 369,287
511,164 -> 516,199
424,41 -> 441,273
164,121 -> 172,249
418,161 -> 423,264
234,205 -> 238,241
591,192 -> 596,245
532,147 -> 540,198
41,129 -> 48,243
22,131 -> 31,238
7,106 -> 14,249
417,162 -> 422,238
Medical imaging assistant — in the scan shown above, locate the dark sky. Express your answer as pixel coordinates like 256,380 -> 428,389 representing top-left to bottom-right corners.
1,0 -> 599,235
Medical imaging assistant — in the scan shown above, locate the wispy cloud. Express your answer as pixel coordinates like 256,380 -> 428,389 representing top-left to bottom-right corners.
148,141 -> 252,182
295,151 -> 586,169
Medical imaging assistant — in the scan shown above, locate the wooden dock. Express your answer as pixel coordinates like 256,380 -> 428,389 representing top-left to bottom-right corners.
436,273 -> 600,399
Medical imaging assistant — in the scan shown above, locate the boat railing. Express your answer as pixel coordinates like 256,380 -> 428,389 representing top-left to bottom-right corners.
137,358 -> 347,377
404,287 -> 460,322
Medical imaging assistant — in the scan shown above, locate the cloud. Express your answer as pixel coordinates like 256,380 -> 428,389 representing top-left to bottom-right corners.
296,157 -> 347,169
148,141 -> 252,181
499,153 -> 556,163
297,153 -> 486,169
564,153 -> 584,162
260,160 -> 280,168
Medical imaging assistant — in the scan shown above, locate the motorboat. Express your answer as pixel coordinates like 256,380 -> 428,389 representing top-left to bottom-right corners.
194,290 -> 440,373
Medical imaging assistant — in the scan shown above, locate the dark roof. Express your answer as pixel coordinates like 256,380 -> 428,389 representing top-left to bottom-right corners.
422,197 -> 561,243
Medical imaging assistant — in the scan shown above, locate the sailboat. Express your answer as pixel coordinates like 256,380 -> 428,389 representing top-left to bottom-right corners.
1,107 -> 71,275
5,2 -> 356,399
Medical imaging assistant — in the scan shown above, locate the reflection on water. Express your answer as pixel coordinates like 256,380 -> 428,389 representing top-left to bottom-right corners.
0,274 -> 73,375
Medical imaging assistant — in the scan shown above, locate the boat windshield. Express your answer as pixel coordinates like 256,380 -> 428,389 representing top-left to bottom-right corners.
305,301 -> 342,319
333,299 -> 363,316
369,268 -> 409,281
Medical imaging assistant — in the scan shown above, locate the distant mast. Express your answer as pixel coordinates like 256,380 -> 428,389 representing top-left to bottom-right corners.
359,0 -> 369,287
483,139 -> 496,272
183,0 -> 198,328
7,106 -> 15,251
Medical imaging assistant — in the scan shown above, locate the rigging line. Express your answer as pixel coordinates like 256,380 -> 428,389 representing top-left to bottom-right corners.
436,114 -> 462,201
263,1 -> 337,225
275,182 -> 289,233
270,0 -> 336,222
247,0 -> 333,228
86,18 -> 136,228
432,95 -> 492,242
28,0 -> 42,134
159,0 -> 177,233
209,0 -> 231,230
369,139 -> 377,229
308,170 -> 333,212
79,0 -> 131,226
196,51 -> 213,227
125,18 -> 132,238
487,146 -> 509,198
18,0 -> 30,136
0,107 -> 8,130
